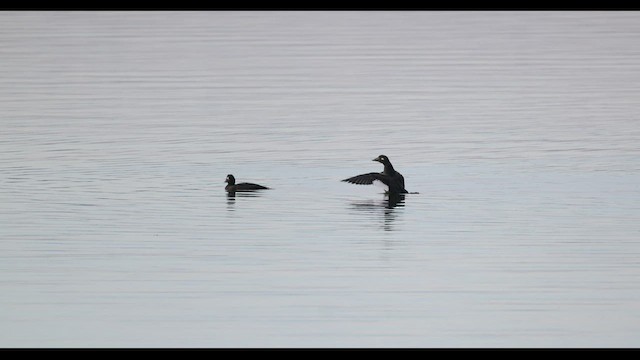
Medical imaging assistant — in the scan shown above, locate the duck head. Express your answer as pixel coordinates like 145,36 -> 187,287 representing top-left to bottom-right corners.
373,155 -> 390,164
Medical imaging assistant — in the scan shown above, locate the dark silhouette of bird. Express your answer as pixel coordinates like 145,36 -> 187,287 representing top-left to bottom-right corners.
342,155 -> 409,194
225,174 -> 269,192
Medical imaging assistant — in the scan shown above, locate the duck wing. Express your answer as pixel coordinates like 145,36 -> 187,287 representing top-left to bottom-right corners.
342,172 -> 388,186
236,182 -> 269,190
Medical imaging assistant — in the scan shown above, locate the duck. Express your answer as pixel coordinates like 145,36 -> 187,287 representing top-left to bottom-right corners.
225,174 -> 269,192
342,155 -> 409,194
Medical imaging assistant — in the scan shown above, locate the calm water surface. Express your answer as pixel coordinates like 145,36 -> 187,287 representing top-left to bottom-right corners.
1,11 -> 640,347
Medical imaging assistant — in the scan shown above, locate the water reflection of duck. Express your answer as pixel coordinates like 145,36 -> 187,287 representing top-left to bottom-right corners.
348,193 -> 406,231
351,193 -> 406,210
385,193 -> 406,209
226,189 -> 265,209
342,155 -> 409,194
225,174 -> 269,193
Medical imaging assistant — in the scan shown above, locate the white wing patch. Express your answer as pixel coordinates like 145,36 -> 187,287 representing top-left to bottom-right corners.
372,179 -> 389,192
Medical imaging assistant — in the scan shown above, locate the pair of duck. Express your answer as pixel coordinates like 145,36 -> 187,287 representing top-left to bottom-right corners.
225,154 -> 410,194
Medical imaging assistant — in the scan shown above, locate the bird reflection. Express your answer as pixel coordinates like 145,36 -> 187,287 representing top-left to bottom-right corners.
226,190 -> 265,209
385,193 -> 406,209
348,193 -> 406,231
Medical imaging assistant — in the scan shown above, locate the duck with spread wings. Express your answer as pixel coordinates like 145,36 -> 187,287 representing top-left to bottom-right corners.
342,155 -> 409,194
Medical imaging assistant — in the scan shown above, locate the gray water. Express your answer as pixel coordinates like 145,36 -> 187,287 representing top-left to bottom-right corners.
1,11 -> 640,348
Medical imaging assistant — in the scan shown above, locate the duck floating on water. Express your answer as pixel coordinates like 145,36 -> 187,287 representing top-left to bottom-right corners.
225,174 -> 269,192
